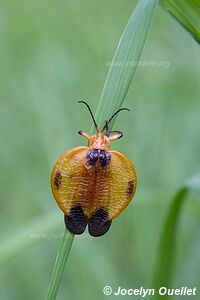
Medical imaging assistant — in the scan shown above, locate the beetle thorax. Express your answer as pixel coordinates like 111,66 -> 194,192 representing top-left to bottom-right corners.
88,133 -> 110,151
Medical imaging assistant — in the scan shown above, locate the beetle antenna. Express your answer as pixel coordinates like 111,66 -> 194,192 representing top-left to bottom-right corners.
78,101 -> 99,133
101,108 -> 130,132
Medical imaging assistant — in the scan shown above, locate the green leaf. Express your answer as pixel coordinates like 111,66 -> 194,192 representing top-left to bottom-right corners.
153,174 -> 200,298
48,1 -> 158,299
160,0 -> 200,43
91,0 -> 158,132
47,230 -> 74,300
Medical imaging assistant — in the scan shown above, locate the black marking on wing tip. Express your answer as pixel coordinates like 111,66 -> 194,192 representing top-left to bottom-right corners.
88,208 -> 112,237
64,206 -> 88,235
54,171 -> 62,189
125,180 -> 134,195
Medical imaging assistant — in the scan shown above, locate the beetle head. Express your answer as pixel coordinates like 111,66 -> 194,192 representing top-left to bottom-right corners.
78,101 -> 129,150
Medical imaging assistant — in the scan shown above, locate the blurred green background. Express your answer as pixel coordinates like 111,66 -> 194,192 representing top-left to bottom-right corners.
0,0 -> 200,299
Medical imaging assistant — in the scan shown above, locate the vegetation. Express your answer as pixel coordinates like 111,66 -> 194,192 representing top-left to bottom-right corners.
0,1 -> 199,299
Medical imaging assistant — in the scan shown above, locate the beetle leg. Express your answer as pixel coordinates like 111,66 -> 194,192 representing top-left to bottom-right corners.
107,131 -> 123,141
78,131 -> 91,140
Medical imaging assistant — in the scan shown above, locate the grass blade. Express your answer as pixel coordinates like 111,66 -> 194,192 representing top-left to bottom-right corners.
160,0 -> 200,43
153,174 -> 200,298
48,1 -> 158,298
48,0 -> 158,296
47,230 -> 74,300
92,0 -> 158,132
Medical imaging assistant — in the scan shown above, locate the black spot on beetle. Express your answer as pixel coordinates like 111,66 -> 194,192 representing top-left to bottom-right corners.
126,180 -> 134,195
87,149 -> 99,166
64,205 -> 88,235
87,150 -> 111,168
99,151 -> 111,167
54,171 -> 62,189
88,208 -> 112,237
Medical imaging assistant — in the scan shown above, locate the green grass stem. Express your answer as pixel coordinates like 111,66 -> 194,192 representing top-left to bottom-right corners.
47,0 -> 158,299
153,174 -> 200,299
47,230 -> 74,300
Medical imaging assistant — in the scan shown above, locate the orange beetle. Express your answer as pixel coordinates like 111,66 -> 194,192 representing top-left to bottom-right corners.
51,101 -> 137,237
